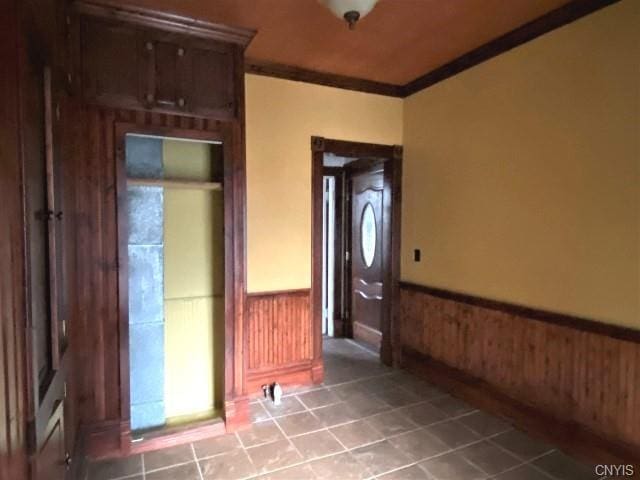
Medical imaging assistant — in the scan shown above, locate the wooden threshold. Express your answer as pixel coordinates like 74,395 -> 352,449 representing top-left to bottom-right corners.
127,178 -> 222,190
129,416 -> 226,454
401,347 -> 640,466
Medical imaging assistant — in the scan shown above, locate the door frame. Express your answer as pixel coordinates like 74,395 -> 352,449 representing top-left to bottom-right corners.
311,137 -> 402,366
114,122 -> 245,452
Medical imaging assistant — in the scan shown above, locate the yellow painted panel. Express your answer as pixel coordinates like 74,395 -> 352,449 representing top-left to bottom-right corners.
245,75 -> 403,292
163,139 -> 221,181
164,296 -> 224,419
402,0 -> 639,328
164,189 -> 224,299
163,164 -> 225,418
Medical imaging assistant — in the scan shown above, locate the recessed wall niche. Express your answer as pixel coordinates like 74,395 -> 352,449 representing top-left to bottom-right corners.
125,134 -> 224,432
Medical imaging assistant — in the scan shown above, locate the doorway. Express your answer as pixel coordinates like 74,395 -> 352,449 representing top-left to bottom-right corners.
312,137 -> 402,366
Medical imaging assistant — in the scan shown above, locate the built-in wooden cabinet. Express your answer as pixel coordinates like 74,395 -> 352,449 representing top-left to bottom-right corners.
81,19 -> 143,109
78,8 -> 247,119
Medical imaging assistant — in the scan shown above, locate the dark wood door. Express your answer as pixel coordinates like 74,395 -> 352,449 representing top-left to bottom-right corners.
349,162 -> 385,352
21,56 -> 70,480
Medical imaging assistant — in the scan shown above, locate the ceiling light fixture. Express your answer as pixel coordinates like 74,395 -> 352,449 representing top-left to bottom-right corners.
319,0 -> 380,30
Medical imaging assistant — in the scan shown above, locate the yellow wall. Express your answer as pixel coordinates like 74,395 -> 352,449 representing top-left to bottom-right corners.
163,140 -> 225,419
245,75 -> 403,292
402,0 -> 639,328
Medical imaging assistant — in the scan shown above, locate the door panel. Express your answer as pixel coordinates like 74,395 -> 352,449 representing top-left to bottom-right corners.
33,400 -> 66,480
21,27 -> 69,478
349,164 -> 384,351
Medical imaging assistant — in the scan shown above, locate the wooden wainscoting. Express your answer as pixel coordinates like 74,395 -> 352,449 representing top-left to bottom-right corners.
399,282 -> 640,464
246,289 -> 320,394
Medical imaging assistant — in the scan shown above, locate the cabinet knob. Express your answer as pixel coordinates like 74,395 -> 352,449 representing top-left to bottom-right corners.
178,97 -> 185,107
146,93 -> 154,103
177,47 -> 185,57
145,41 -> 154,51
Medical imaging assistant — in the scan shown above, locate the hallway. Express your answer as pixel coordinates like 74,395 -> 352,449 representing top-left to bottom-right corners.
88,339 -> 597,480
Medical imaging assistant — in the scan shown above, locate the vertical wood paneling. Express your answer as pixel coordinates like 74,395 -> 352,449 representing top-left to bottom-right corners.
246,290 -> 312,371
399,283 -> 640,451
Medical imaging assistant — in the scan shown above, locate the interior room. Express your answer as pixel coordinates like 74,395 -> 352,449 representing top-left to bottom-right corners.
1,0 -> 638,479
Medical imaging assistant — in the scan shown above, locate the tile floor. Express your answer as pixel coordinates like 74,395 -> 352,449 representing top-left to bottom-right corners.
88,338 -> 605,480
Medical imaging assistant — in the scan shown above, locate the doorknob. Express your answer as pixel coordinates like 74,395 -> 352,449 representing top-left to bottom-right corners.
64,452 -> 72,468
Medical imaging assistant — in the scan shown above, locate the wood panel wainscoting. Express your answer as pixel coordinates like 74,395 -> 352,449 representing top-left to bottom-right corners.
245,289 -> 322,394
399,282 -> 640,465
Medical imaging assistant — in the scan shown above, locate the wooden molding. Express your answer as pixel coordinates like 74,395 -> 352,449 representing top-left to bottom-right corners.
400,281 -> 640,344
223,397 -> 250,432
245,1 -> 620,98
126,178 -> 222,190
73,0 -> 255,46
246,361 -> 317,395
246,59 -> 404,98
129,418 -> 226,454
402,346 -> 640,465
312,136 -> 399,159
246,288 -> 310,298
353,321 -> 382,352
403,0 -> 621,96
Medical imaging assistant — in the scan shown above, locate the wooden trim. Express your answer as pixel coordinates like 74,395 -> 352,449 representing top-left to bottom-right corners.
246,361 -> 316,395
400,281 -> 640,344
244,1 -> 620,98
312,136 -> 398,159
312,137 -> 403,367
404,0 -> 621,95
245,59 -> 404,98
353,321 -> 382,352
114,120 -> 246,454
246,288 -> 310,298
401,346 -> 640,465
73,0 -> 255,46
129,417 -> 225,454
126,178 -> 222,190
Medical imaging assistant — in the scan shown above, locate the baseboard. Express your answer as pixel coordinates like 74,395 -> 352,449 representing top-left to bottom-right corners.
223,397 -> 250,432
401,346 -> 640,466
130,417 -> 226,453
353,321 -> 381,352
246,360 -> 318,396
83,420 -> 129,460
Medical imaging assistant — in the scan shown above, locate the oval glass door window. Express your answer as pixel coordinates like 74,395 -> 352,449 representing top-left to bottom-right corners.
361,203 -> 376,267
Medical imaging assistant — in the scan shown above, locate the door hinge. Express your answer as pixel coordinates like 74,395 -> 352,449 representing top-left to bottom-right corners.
345,251 -> 350,262
61,318 -> 67,338
63,382 -> 68,399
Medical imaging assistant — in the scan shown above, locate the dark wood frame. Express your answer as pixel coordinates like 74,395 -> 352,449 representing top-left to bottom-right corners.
311,137 -> 402,366
245,0 -> 621,98
114,122 -> 245,452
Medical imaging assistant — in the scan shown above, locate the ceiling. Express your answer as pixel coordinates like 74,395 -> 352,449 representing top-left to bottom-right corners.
107,0 -> 572,86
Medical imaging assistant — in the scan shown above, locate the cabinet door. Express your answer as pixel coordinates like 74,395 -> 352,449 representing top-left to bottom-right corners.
184,41 -> 236,119
140,34 -> 189,111
81,18 -> 144,109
